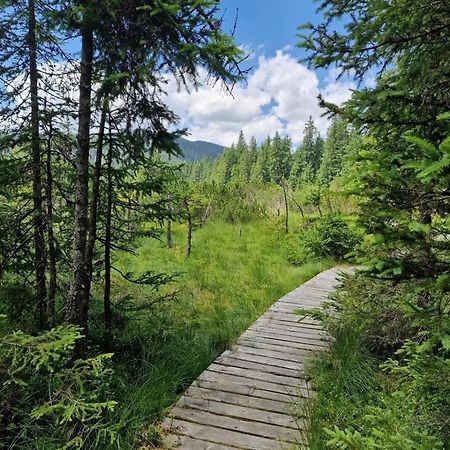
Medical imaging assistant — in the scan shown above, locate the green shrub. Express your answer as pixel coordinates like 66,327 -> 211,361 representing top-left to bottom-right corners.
0,325 -> 119,449
298,273 -> 448,449
299,215 -> 362,260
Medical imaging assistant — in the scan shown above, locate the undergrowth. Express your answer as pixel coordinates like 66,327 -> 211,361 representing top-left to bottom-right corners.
298,272 -> 450,450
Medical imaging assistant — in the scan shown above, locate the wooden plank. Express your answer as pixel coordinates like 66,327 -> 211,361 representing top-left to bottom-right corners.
215,355 -> 302,378
241,332 -> 327,351
268,304 -> 321,313
236,338 -> 314,357
164,434 -> 236,450
177,396 -> 300,429
164,418 -> 286,450
230,344 -> 306,363
247,325 -> 328,344
168,408 -> 301,443
207,364 -> 307,389
255,317 -> 326,334
263,311 -> 322,325
185,386 -> 293,415
197,370 -> 299,396
222,349 -> 303,370
192,379 -> 299,403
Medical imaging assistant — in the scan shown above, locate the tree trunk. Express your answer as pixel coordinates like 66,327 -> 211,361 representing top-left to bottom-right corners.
28,0 -> 47,328
103,118 -> 113,351
282,183 -> 289,234
45,114 -> 57,329
185,201 -> 192,259
166,220 -> 172,249
86,98 -> 108,282
326,194 -> 333,214
66,18 -> 93,337
289,194 -> 305,218
201,201 -> 211,227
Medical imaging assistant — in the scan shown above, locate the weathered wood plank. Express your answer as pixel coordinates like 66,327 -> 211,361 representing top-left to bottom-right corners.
207,363 -> 306,388
199,369 -> 300,394
241,332 -> 327,351
164,418 -> 287,449
236,338 -> 314,357
167,408 -> 301,443
221,348 -> 303,370
215,355 -> 302,378
192,379 -> 299,403
165,434 -> 237,450
185,386 -> 293,414
176,396 -> 301,430
162,268 -> 348,449
231,344 -> 306,364
247,325 -> 328,344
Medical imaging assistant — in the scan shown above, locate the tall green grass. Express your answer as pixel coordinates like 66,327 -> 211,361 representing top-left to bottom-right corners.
107,218 -> 334,447
297,274 -> 448,450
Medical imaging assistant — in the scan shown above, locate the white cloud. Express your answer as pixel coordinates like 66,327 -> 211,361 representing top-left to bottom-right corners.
164,50 -> 356,146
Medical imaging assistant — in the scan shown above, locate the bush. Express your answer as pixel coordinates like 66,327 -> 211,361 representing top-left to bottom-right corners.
299,215 -> 362,260
299,273 -> 449,449
0,324 -> 119,449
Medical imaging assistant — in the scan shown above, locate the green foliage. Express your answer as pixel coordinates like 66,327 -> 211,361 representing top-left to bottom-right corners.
325,392 -> 444,450
299,215 -> 362,260
0,326 -> 118,449
111,218 -> 334,445
298,273 -> 449,450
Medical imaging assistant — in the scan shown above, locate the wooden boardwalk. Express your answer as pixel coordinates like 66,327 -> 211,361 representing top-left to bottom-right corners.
162,268 -> 346,449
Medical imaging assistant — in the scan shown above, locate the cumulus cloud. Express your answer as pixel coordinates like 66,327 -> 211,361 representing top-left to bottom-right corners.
164,50 -> 355,146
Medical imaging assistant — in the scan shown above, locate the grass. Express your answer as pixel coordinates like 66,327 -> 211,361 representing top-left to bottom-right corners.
296,320 -> 379,449
102,217 -> 334,447
296,274 -> 448,450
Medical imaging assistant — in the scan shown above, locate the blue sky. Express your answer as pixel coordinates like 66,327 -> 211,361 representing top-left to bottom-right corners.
164,1 -> 356,146
219,0 -> 317,61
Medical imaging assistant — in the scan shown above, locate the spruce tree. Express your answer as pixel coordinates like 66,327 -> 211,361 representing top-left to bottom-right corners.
269,132 -> 292,183
317,117 -> 350,186
290,118 -> 322,187
300,0 -> 450,280
252,137 -> 271,183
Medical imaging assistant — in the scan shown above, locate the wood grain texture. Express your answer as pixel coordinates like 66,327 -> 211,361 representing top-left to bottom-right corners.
161,267 -> 349,449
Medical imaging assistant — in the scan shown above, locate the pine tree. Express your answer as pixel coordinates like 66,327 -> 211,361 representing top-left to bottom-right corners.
317,117 -> 350,186
290,118 -> 322,187
252,137 -> 271,183
300,0 -> 450,280
269,132 -> 292,183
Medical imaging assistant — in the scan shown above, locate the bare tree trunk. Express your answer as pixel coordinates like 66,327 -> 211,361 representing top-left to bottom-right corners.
201,201 -> 211,227
103,118 -> 113,351
289,194 -> 305,218
28,0 -> 47,328
282,182 -> 289,234
185,201 -> 192,259
45,114 -> 57,329
66,18 -> 93,339
166,220 -> 172,249
326,194 -> 333,214
86,98 -> 108,282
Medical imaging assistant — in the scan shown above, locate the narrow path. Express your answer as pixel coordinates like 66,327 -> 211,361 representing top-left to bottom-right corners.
162,267 -> 347,449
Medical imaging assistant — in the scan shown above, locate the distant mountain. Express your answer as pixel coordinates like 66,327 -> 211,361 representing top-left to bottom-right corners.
176,137 -> 225,161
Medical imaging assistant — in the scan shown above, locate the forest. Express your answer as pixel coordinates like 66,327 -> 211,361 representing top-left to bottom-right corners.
0,0 -> 449,449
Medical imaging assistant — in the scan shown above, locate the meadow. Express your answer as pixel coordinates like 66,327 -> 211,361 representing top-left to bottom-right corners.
106,216 -> 334,446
